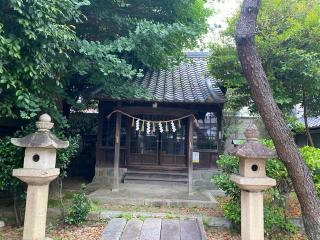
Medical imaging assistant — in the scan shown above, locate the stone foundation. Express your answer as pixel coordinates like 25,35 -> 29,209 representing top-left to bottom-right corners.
192,169 -> 219,190
91,167 -> 219,190
91,167 -> 127,186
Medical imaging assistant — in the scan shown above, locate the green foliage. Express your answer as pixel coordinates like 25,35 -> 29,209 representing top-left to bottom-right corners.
0,136 -> 24,192
264,202 -> 297,239
68,112 -> 98,135
209,0 -> 320,117
0,123 -> 79,191
221,198 -> 241,231
299,146 -> 320,197
0,0 -> 88,120
0,124 -> 36,192
1,0 -> 210,122
55,133 -> 80,178
117,212 -> 133,221
212,153 -> 297,236
65,184 -> 91,225
214,141 -> 320,235
262,140 -> 320,196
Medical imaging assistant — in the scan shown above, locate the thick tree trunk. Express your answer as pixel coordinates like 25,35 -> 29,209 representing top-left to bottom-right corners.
303,95 -> 314,147
235,1 -> 320,239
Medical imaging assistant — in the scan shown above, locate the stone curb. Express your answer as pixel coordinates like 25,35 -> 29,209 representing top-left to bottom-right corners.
90,197 -> 216,208
88,210 -> 304,230
88,210 -> 231,228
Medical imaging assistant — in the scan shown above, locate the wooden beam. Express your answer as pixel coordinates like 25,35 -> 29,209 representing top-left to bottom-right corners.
112,112 -> 121,191
187,116 -> 194,195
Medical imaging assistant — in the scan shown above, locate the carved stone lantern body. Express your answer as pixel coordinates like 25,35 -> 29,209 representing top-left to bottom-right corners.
230,124 -> 276,240
11,114 -> 69,240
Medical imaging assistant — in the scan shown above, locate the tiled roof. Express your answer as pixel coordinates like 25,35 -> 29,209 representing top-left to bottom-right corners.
134,52 -> 226,104
298,117 -> 320,129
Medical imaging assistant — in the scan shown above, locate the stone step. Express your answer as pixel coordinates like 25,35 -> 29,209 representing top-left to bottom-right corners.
124,170 -> 188,184
127,170 -> 188,176
124,175 -> 187,183
127,165 -> 187,172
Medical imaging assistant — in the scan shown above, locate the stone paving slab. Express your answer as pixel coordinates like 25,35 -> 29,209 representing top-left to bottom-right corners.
101,218 -> 126,240
160,219 -> 180,240
121,219 -> 143,240
140,218 -> 162,240
180,219 -> 201,240
101,218 -> 207,240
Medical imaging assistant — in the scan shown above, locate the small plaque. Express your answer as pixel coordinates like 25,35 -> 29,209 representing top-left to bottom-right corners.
192,152 -> 200,163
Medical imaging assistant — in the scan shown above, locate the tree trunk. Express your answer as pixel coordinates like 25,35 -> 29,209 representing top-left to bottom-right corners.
235,1 -> 320,239
303,94 -> 314,147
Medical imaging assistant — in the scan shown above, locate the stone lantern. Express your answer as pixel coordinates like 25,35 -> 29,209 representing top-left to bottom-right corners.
230,124 -> 276,240
11,114 -> 69,240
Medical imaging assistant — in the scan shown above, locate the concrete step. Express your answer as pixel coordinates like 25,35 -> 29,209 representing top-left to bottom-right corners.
124,176 -> 188,184
124,170 -> 188,184
125,174 -> 188,180
127,165 -> 187,172
127,170 -> 188,176
123,179 -> 188,186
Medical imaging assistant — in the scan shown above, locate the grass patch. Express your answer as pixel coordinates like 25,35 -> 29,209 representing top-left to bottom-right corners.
117,212 -> 133,221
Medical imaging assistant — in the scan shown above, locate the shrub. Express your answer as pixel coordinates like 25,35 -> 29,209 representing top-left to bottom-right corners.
0,122 -> 79,226
212,153 -> 297,237
65,184 -> 91,225
213,142 -> 320,237
299,146 -> 320,197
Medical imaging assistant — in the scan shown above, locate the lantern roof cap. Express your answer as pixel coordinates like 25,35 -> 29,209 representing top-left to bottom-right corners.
11,114 -> 69,149
229,124 -> 276,159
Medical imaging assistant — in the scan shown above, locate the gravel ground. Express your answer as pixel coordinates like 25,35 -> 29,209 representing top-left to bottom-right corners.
101,203 -> 224,217
0,224 -> 105,240
1,224 -> 306,240
207,229 -> 241,240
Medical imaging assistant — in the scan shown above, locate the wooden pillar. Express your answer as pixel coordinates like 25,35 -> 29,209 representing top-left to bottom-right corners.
187,116 -> 194,195
95,102 -> 104,166
217,107 -> 223,155
112,112 -> 121,191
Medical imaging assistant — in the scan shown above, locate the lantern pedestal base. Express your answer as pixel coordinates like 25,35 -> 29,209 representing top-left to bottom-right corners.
12,168 -> 59,240
241,190 -> 264,240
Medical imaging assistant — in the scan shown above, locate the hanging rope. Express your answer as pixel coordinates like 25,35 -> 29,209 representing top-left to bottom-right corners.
107,109 -> 196,123
107,109 -> 199,133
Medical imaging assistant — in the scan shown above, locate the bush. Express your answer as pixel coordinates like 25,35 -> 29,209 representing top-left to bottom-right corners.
65,184 -> 91,225
213,142 -> 320,237
212,152 -> 297,237
299,146 -> 320,197
0,122 -> 80,226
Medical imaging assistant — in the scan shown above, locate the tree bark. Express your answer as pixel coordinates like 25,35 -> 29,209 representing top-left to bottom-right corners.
303,94 -> 315,147
235,1 -> 320,239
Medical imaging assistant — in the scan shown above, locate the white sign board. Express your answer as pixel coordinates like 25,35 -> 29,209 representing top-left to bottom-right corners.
192,152 -> 200,163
